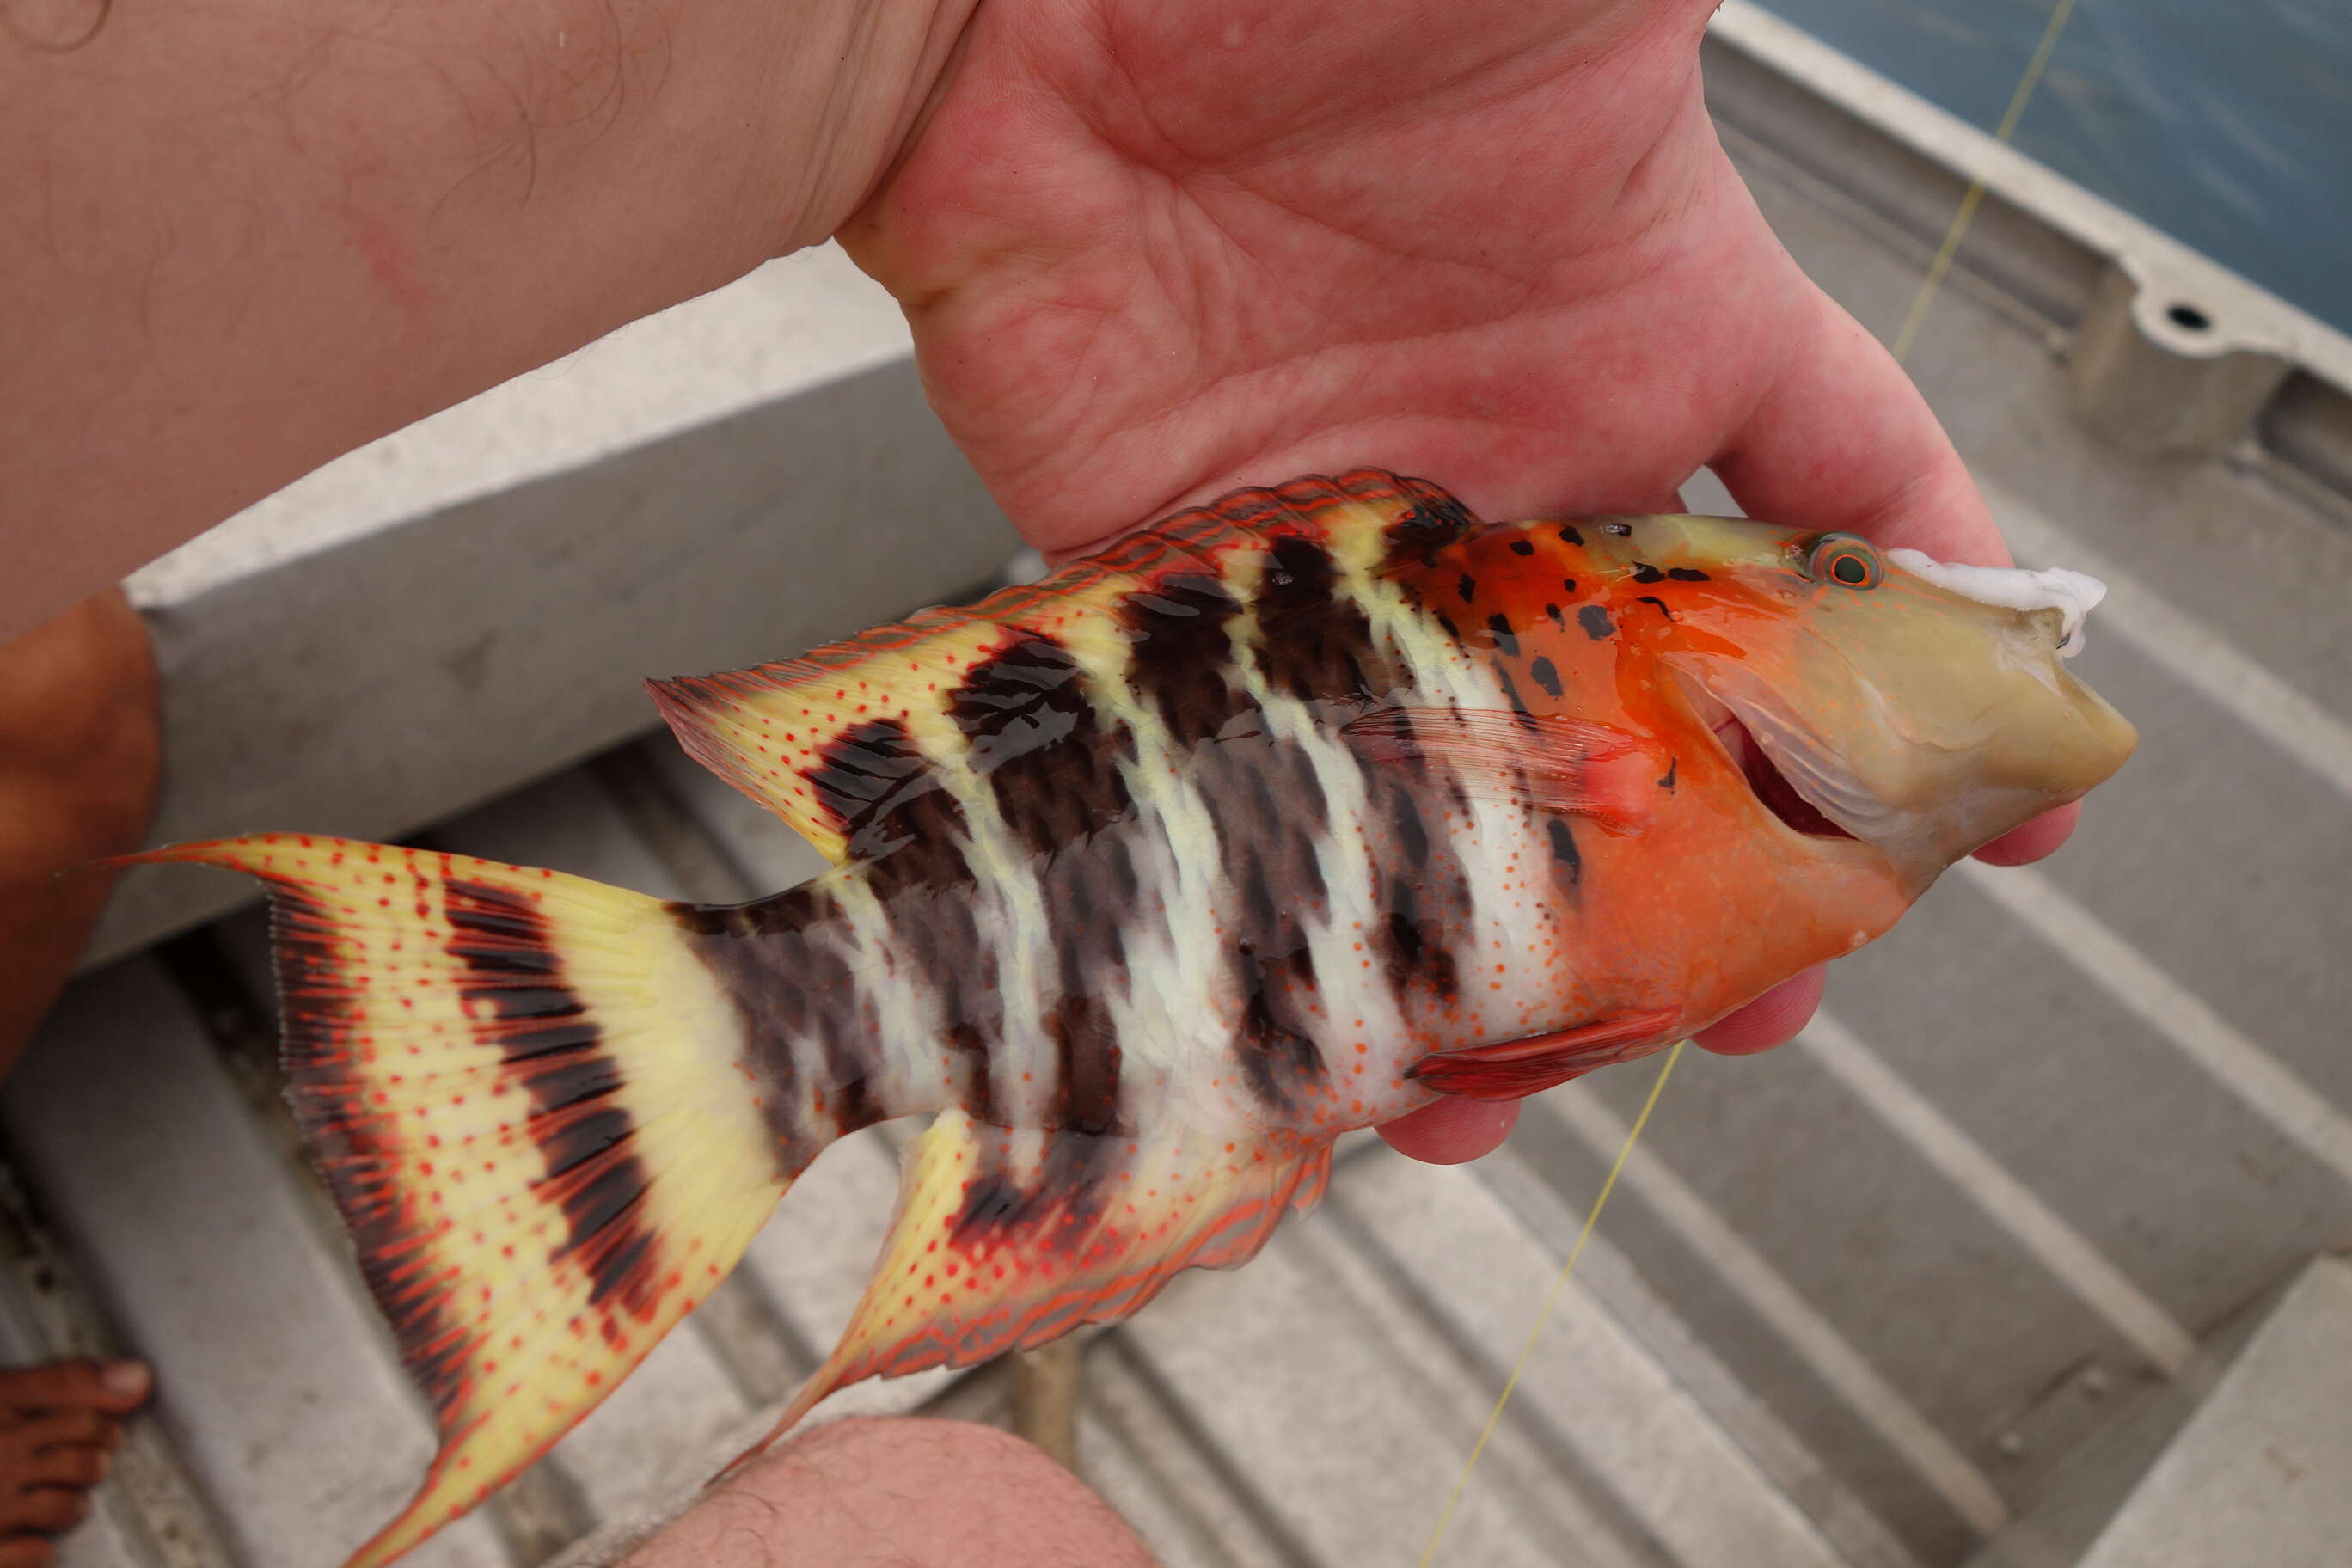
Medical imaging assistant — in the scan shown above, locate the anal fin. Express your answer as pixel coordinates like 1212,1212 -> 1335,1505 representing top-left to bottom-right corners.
1407,1008 -> 1681,1099
721,1110 -> 1331,1474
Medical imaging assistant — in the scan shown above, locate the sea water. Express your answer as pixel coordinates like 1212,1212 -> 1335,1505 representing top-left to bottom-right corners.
1760,0 -> 2352,336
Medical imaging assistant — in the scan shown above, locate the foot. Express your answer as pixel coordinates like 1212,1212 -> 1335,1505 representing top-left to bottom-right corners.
0,592 -> 161,1565
0,1359 -> 149,1566
0,587 -> 160,1081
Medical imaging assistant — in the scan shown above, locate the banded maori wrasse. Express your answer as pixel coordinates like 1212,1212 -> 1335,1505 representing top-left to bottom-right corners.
132,469 -> 2135,1566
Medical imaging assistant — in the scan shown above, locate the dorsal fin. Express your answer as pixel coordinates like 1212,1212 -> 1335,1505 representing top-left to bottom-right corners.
646,469 -> 1480,862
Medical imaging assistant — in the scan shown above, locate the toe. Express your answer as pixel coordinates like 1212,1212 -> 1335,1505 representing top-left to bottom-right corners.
0,1411 -> 111,1451
22,1448 -> 105,1490
0,1362 -> 146,1421
2,1488 -> 88,1536
64,1412 -> 116,1449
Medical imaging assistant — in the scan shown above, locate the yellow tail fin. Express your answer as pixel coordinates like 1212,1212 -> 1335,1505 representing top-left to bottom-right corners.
122,836 -> 789,1568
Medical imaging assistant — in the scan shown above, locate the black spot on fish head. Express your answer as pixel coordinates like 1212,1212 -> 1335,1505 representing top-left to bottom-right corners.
1556,525 -> 1583,547
1631,562 -> 1663,584
1667,567 -> 1711,582
1509,539 -> 1534,556
1577,605 -> 1614,640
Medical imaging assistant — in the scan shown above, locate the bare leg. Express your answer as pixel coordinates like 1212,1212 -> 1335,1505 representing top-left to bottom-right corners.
623,1418 -> 1156,1568
0,589 -> 161,1565
0,589 -> 160,1075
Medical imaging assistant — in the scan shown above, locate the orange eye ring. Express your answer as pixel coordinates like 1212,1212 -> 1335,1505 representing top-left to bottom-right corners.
1803,533 -> 1883,589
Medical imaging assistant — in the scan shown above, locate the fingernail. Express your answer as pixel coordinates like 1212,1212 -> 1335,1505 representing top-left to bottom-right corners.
100,1361 -> 150,1400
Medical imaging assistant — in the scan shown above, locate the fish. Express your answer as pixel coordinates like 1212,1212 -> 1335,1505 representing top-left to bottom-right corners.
124,468 -> 2135,1567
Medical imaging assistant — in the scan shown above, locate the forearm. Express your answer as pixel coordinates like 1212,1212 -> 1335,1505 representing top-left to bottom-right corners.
0,0 -> 974,640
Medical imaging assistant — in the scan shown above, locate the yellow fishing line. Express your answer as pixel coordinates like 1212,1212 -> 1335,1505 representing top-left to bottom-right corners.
1890,0 -> 2079,365
1421,9 -> 2076,1556
1417,1040 -> 1686,1567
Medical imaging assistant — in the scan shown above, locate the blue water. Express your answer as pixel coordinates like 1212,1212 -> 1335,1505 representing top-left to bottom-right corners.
1758,0 -> 2352,336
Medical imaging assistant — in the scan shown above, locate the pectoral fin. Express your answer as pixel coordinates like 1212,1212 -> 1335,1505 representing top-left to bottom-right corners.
1343,707 -> 1659,831
720,1109 -> 1332,1475
1407,1008 -> 1681,1099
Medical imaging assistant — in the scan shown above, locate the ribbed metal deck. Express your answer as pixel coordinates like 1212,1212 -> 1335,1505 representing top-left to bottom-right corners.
6,11 -> 2349,1568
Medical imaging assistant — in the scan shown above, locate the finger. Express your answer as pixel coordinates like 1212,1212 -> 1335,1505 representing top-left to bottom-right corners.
0,1361 -> 147,1419
1695,966 -> 1825,1057
1375,1097 -> 1519,1165
0,1536 -> 54,1568
1972,801 -> 2079,866
19,1445 -> 107,1489
1710,278 -> 2009,567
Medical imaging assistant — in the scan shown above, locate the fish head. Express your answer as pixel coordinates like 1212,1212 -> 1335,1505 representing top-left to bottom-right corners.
1565,514 -> 2138,892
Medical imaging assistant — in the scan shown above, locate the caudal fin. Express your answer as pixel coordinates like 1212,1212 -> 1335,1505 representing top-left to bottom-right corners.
119,836 -> 791,1568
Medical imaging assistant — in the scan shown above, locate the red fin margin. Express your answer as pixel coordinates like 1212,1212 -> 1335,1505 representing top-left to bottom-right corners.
1408,1008 -> 1682,1099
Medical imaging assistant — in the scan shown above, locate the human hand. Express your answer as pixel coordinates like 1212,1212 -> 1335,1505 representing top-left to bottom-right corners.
838,0 -> 2075,1162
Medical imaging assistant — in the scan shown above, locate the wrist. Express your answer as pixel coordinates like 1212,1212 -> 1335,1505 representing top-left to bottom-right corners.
756,0 -> 984,255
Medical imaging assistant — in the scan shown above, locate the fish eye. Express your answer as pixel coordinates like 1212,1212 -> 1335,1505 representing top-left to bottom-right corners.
1803,533 -> 1883,589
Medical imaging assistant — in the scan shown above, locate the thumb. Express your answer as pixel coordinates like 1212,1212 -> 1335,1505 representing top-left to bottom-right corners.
1706,279 -> 2074,867
1708,279 -> 2008,567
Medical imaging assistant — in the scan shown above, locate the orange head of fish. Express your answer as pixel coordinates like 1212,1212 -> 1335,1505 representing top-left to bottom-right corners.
1390,510 -> 2137,909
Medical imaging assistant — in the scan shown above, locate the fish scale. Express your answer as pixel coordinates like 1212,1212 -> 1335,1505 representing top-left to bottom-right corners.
122,468 -> 2135,1566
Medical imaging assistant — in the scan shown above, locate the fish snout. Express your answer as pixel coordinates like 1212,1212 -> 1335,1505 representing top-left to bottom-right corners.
1885,550 -> 2109,658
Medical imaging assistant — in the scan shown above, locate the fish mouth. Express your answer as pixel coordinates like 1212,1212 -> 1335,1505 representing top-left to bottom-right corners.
1675,672 -> 1857,842
1714,711 -> 1855,839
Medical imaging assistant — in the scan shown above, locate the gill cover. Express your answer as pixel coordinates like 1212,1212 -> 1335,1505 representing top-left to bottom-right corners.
1660,524 -> 2136,887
